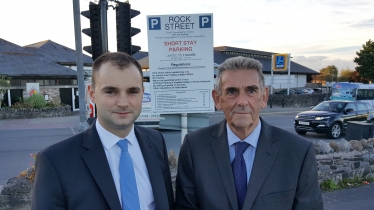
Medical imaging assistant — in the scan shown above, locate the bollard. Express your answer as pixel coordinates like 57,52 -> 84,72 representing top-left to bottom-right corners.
269,96 -> 272,108
282,98 -> 285,108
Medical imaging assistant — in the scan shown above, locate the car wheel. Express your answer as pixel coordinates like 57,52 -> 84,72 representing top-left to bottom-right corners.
370,119 -> 374,124
295,129 -> 307,135
327,122 -> 341,139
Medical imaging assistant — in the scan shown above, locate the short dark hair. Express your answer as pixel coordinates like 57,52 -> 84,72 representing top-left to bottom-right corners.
91,52 -> 143,88
214,56 -> 265,95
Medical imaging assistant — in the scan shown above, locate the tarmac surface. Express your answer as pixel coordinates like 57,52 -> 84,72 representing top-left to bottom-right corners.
2,105 -> 374,209
0,105 -> 309,130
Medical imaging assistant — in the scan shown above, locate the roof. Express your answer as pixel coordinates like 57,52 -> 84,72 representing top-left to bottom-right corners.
132,51 -> 148,60
134,46 -> 319,75
0,38 -> 32,54
213,46 -> 319,75
0,53 -> 78,77
138,56 -> 149,69
24,40 -> 93,65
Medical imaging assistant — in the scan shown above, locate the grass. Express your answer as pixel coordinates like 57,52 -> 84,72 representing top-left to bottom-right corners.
320,176 -> 374,192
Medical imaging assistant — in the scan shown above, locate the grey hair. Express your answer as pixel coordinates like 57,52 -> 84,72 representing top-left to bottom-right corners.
214,56 -> 265,95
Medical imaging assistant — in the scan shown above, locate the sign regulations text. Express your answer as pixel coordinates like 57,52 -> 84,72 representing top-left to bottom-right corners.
147,13 -> 214,114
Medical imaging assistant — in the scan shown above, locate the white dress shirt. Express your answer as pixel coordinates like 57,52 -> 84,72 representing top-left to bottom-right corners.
96,120 -> 155,210
227,121 -> 261,183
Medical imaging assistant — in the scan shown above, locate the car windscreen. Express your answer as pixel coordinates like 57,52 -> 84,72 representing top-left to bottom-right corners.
312,102 -> 347,113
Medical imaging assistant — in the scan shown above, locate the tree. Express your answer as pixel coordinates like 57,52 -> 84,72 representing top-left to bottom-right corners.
349,71 -> 369,83
313,65 -> 339,83
354,39 -> 374,82
338,68 -> 354,82
0,74 -> 11,108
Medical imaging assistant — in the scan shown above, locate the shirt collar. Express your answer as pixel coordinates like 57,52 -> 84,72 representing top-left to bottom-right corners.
95,120 -> 136,149
226,120 -> 261,148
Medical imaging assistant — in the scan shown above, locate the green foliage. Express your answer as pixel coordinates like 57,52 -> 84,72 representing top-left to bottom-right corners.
320,179 -> 339,191
338,68 -> 354,82
349,71 -> 370,83
11,97 -> 33,108
0,75 -> 11,107
45,101 -> 60,108
354,39 -> 374,82
25,94 -> 46,108
11,96 -> 64,109
321,176 -> 374,192
314,65 -> 339,83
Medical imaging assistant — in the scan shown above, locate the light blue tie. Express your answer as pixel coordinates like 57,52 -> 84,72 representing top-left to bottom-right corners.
117,139 -> 141,210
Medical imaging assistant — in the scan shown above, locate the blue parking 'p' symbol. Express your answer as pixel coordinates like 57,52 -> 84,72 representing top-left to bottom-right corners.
149,17 -> 161,30
199,15 -> 211,28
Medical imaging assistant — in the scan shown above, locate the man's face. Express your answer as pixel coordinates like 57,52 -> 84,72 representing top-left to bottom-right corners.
212,69 -> 268,139
88,62 -> 144,137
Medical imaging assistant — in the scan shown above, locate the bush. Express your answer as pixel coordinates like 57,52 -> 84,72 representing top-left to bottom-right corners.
25,94 -> 46,108
45,101 -> 59,108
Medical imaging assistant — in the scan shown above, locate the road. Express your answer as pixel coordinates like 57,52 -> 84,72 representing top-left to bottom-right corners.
1,110 -> 373,210
0,110 -> 347,185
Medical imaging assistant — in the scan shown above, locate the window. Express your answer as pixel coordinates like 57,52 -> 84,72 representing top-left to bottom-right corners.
345,103 -> 356,111
357,103 -> 367,111
36,80 -> 44,86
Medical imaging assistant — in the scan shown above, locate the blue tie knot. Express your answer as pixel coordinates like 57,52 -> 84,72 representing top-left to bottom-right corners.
235,141 -> 249,157
117,139 -> 129,152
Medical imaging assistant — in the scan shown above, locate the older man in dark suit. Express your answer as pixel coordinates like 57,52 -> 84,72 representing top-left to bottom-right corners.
32,52 -> 174,210
175,56 -> 323,210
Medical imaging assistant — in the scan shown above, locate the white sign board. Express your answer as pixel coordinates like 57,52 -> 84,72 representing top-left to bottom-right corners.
26,83 -> 40,96
147,13 -> 214,114
136,82 -> 160,122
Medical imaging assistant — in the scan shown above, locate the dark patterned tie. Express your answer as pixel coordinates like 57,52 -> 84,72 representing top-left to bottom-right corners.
232,141 -> 250,210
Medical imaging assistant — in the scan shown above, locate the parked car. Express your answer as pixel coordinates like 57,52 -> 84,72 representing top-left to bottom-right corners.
294,100 -> 374,139
274,89 -> 295,95
294,89 -> 306,95
367,113 -> 374,123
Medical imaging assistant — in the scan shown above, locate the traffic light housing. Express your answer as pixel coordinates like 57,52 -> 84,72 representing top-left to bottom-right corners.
116,2 -> 141,55
81,2 -> 103,60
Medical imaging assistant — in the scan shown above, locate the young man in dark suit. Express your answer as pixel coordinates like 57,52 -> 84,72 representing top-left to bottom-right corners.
175,56 -> 323,210
32,52 -> 174,210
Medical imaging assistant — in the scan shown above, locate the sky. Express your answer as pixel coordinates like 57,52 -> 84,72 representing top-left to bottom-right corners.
1,0 -> 373,72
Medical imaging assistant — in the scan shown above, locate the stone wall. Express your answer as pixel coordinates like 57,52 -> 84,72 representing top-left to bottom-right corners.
0,106 -> 71,119
314,139 -> 374,184
1,140 -> 374,210
269,93 -> 328,107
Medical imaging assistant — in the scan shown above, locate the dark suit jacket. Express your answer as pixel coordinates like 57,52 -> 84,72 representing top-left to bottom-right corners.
175,118 -> 323,210
31,122 -> 174,210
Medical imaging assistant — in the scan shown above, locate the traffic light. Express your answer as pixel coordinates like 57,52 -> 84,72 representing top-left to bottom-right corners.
116,2 -> 141,55
81,2 -> 103,60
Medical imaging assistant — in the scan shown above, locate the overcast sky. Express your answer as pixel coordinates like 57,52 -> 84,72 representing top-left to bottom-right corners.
1,0 -> 373,72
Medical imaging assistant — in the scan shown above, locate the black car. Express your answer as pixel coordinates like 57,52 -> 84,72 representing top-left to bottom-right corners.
294,100 -> 374,139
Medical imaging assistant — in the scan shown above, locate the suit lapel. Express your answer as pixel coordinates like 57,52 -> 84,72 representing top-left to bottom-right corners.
135,126 -> 169,210
211,120 -> 238,210
242,118 -> 279,210
81,122 -> 122,210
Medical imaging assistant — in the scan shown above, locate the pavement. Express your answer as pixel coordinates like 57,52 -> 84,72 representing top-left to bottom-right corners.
2,106 -> 374,209
0,105 -> 309,130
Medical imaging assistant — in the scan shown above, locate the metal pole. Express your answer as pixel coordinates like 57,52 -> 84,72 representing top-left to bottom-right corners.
271,55 -> 274,94
7,89 -> 11,107
287,53 -> 291,95
181,113 -> 188,143
72,0 -> 89,131
100,0 -> 108,53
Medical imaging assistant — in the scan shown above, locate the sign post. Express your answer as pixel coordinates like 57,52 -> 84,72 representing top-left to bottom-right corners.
147,14 -> 214,143
271,53 -> 291,94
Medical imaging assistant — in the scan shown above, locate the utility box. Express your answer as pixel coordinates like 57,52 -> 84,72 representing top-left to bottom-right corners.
345,121 -> 374,140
